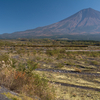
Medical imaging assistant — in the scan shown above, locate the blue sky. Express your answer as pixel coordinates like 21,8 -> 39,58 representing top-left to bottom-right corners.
0,0 -> 100,34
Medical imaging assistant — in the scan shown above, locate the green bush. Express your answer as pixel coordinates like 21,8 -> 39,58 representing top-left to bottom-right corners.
11,58 -> 17,68
91,61 -> 99,65
26,60 -> 38,74
56,63 -> 64,68
0,54 -> 9,63
46,49 -> 59,56
17,63 -> 26,72
56,54 -> 64,59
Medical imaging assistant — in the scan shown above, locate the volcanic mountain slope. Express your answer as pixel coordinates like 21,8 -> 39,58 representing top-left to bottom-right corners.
1,8 -> 100,39
49,8 -> 100,34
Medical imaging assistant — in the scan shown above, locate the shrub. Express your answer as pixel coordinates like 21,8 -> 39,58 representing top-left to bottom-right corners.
91,61 -> 99,65
66,62 -> 75,66
36,56 -> 41,61
0,54 -> 9,64
0,67 -> 55,100
46,58 -> 53,62
74,68 -> 82,73
33,50 -> 36,55
46,49 -> 59,56
17,63 -> 26,72
11,58 -> 17,68
56,54 -> 64,60
59,49 -> 66,53
27,60 -> 38,72
56,63 -> 64,68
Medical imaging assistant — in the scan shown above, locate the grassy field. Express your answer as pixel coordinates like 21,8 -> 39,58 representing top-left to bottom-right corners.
0,39 -> 100,100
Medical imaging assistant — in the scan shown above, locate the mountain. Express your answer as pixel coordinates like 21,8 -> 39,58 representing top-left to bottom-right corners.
1,8 -> 100,40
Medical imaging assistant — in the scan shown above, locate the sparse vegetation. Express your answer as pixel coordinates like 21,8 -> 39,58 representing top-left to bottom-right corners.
56,63 -> 64,68
90,60 -> 99,65
0,54 -> 55,100
0,39 -> 100,100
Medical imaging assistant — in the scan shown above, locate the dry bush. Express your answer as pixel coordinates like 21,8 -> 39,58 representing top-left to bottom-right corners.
74,68 -> 82,73
0,67 -> 15,87
0,67 -> 56,100
56,63 -> 64,68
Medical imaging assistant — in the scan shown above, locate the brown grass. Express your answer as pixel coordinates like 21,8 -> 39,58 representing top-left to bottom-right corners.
74,68 -> 82,73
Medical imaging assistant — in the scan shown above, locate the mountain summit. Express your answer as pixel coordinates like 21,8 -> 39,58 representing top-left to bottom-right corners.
41,8 -> 100,35
1,8 -> 100,39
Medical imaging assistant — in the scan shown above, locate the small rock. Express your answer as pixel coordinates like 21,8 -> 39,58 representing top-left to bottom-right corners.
87,93 -> 91,97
